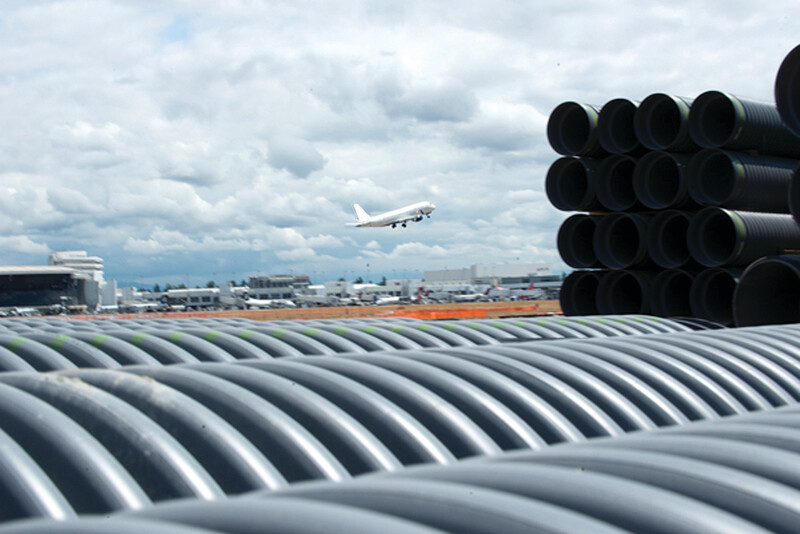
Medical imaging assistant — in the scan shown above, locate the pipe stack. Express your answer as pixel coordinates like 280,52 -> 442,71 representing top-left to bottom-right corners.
551,69 -> 800,324
725,45 -> 800,326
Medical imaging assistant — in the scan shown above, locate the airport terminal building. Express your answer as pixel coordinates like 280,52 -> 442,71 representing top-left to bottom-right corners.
0,251 -> 115,314
0,266 -> 88,310
423,262 -> 562,299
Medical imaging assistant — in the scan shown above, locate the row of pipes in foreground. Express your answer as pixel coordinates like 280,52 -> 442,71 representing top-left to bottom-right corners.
4,318 -> 800,531
551,45 -> 800,326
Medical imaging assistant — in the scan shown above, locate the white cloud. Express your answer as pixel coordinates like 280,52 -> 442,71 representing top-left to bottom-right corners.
267,135 -> 327,178
307,234 -> 344,248
363,241 -> 450,260
0,236 -> 50,255
275,247 -> 317,261
377,77 -> 479,123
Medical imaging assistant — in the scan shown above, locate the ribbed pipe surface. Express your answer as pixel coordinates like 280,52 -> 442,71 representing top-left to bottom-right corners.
10,366 -> 800,532
733,255 -> 800,327
7,320 -> 800,527
593,212 -> 651,269
632,151 -> 696,209
775,43 -> 800,137
687,207 -> 800,267
596,270 -> 652,314
595,154 -> 641,211
547,101 -> 606,157
689,90 -> 800,158
791,165 -> 800,226
545,157 -> 604,211
597,98 -> 642,154
633,93 -> 698,152
687,148 -> 797,212
559,270 -> 603,316
651,269 -> 695,317
647,209 -> 697,269
557,214 -> 602,268
689,267 -> 742,326
0,316 -> 705,370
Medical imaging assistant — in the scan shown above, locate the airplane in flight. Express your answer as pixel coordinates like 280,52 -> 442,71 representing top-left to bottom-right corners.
348,201 -> 436,228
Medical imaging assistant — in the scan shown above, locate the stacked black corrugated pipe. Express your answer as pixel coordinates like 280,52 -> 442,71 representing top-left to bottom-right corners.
724,45 -> 800,326
550,74 -> 800,325
3,321 -> 800,526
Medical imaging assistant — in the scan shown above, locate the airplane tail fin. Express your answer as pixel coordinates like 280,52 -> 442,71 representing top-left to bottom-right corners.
353,203 -> 370,223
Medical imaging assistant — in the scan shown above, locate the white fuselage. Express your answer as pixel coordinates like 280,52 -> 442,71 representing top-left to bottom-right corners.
245,298 -> 296,309
353,201 -> 436,228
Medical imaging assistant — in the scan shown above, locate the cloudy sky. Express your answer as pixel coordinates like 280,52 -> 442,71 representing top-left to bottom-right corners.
2,1 -> 799,286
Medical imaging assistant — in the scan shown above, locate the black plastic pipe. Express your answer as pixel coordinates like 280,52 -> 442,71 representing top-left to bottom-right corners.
688,90 -> 800,158
790,165 -> 800,227
596,270 -> 652,315
593,212 -> 651,269
597,98 -> 642,154
557,214 -> 602,269
595,155 -> 641,211
687,149 -> 797,213
651,269 -> 695,318
547,102 -> 606,157
647,210 -> 696,269
560,270 -> 603,316
733,255 -> 800,327
775,44 -> 800,137
545,157 -> 604,211
632,151 -> 696,210
633,94 -> 698,152
687,207 -> 800,267
689,268 -> 743,326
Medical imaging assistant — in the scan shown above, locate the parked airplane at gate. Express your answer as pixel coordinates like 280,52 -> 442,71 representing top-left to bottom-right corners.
348,201 -> 436,228
244,297 -> 296,309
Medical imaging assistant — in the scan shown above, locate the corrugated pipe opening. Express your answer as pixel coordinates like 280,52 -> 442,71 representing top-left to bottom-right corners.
560,270 -> 603,316
595,154 -> 640,211
687,90 -> 743,148
557,214 -> 602,269
632,151 -> 695,210
547,101 -> 605,157
647,210 -> 695,269
687,149 -> 745,207
633,93 -> 697,152
545,157 -> 603,211
596,270 -> 652,314
651,269 -> 694,317
689,267 -> 742,326
687,207 -> 800,267
689,90 -> 800,158
733,255 -> 800,326
593,212 -> 651,269
597,98 -> 641,154
686,149 -> 795,213
775,43 -> 800,137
